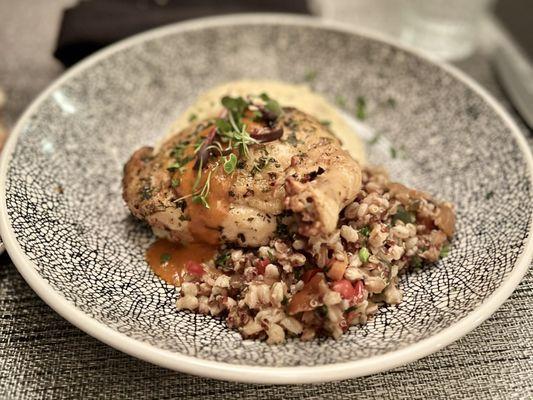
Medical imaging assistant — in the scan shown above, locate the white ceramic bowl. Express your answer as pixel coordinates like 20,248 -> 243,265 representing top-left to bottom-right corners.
1,15 -> 531,383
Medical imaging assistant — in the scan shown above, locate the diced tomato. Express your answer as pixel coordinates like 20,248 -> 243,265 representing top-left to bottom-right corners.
289,273 -> 325,315
256,258 -> 270,275
302,268 -> 320,283
185,260 -> 204,277
331,279 -> 355,299
327,259 -> 348,281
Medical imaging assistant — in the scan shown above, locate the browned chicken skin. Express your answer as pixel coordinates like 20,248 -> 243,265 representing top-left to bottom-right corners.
123,107 -> 362,246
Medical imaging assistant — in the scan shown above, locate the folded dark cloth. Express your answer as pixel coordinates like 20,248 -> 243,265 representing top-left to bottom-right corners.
54,0 -> 311,67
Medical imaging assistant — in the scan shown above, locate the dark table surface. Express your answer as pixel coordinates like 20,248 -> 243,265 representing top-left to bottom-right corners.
0,1 -> 532,399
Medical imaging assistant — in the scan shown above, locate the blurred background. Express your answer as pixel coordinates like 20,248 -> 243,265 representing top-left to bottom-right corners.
0,0 -> 532,138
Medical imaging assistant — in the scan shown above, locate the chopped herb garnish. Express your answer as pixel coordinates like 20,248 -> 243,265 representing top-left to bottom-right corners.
304,69 -> 317,82
192,194 -> 209,208
215,118 -> 232,133
260,93 -> 282,117
140,186 -> 152,200
345,306 -> 357,313
170,141 -> 189,160
188,113 -> 197,122
167,162 -> 181,172
222,153 -> 238,174
440,244 -> 450,258
335,95 -> 347,108
368,134 -> 381,146
359,226 -> 371,237
172,93 -> 285,209
390,146 -> 397,159
359,247 -> 370,263
320,120 -> 331,127
392,206 -> 416,225
356,96 -> 366,120
221,95 -> 248,117
160,253 -> 171,264
485,191 -> 494,200
177,163 -> 219,209
251,156 -> 276,175
387,97 -> 396,108
411,255 -> 422,269
267,250 -> 276,263
167,155 -> 192,172
215,252 -> 231,269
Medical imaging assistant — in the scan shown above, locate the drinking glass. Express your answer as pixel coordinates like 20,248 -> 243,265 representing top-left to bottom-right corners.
400,0 -> 494,60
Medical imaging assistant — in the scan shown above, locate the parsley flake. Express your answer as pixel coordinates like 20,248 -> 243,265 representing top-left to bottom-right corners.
356,96 -> 366,120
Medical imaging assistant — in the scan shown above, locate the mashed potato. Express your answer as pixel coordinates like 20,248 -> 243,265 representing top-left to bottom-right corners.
165,80 -> 366,163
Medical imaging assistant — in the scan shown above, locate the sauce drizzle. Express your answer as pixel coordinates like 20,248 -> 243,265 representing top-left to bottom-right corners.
146,239 -> 217,286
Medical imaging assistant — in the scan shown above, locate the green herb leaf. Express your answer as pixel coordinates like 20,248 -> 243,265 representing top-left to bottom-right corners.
223,153 -> 238,174
167,162 -> 182,172
215,252 -> 231,268
260,93 -> 282,117
192,194 -> 209,208
345,305 -> 357,313
356,96 -> 366,120
390,146 -> 397,159
485,191 -> 494,200
221,96 -> 248,116
439,244 -> 450,258
392,206 -> 416,225
215,118 -> 232,133
303,69 -> 317,82
265,99 -> 282,117
411,255 -> 422,269
359,247 -> 370,263
320,120 -> 331,127
188,113 -> 197,122
171,178 -> 180,188
359,226 -> 371,237
160,253 -> 171,264
387,97 -> 396,108
335,95 -> 347,108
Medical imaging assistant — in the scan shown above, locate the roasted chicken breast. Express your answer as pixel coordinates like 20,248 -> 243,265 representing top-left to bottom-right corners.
123,102 -> 362,247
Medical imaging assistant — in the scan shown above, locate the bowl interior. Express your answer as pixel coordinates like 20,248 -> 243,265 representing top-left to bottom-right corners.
4,19 -> 532,367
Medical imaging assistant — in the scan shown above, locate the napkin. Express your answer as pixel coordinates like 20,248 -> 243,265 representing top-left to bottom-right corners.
54,0 -> 312,67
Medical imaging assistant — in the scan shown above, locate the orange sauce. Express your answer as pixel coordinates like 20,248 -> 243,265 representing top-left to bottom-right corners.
146,239 -> 217,286
179,160 -> 231,245
146,114 -> 264,285
167,123 -> 234,245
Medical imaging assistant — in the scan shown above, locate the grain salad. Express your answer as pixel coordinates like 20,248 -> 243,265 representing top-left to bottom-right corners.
175,166 -> 455,343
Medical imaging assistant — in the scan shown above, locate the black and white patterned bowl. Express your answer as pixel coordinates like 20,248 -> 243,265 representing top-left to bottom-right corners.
1,15 -> 532,384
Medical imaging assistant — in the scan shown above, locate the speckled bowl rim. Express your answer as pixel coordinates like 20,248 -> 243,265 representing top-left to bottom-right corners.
1,14 -> 532,384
